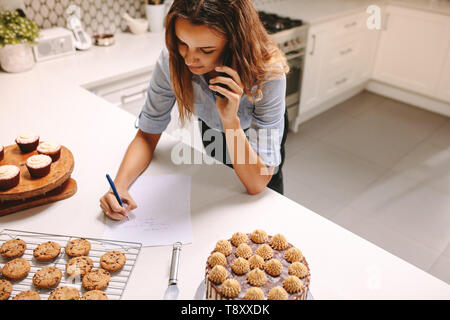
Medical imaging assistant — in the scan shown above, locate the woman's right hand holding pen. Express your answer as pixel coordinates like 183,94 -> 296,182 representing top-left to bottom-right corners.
100,188 -> 137,221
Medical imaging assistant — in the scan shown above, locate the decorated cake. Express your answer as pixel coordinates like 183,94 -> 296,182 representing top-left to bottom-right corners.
0,165 -> 20,190
26,154 -> 52,178
15,132 -> 40,153
37,142 -> 61,162
205,230 -> 310,300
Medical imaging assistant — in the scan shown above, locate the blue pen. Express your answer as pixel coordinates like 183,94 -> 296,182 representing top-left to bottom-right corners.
106,174 -> 129,220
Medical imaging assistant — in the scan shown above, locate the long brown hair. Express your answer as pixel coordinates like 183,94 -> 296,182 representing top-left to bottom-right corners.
165,0 -> 289,126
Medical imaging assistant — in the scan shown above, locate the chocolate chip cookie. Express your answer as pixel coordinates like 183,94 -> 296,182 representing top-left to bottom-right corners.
48,286 -> 80,300
82,269 -> 110,291
32,266 -> 62,288
0,238 -> 26,258
100,250 -> 126,272
65,256 -> 94,277
80,290 -> 108,300
65,238 -> 91,257
33,241 -> 61,261
1,257 -> 30,280
0,279 -> 12,300
12,290 -> 41,300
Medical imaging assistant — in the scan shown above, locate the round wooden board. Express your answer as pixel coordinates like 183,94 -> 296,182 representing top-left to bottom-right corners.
0,178 -> 77,217
0,144 -> 74,201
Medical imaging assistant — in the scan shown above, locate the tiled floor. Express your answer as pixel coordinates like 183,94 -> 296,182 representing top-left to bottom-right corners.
284,90 -> 450,285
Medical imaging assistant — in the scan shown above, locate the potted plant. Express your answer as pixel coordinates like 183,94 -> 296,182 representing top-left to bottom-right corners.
0,10 -> 39,73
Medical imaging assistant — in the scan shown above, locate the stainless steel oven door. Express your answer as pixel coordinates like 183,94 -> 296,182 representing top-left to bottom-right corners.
285,50 -> 304,108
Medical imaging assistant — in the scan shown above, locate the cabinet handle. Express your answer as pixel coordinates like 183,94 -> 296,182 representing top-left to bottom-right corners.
344,21 -> 357,28
310,34 -> 316,56
121,88 -> 147,105
340,48 -> 353,56
335,77 -> 347,86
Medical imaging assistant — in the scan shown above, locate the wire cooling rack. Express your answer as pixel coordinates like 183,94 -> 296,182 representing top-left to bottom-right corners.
0,229 -> 141,300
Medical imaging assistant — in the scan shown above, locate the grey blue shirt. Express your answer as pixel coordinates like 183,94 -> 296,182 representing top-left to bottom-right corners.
137,46 -> 286,167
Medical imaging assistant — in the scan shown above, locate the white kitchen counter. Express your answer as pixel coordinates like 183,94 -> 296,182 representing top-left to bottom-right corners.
0,31 -> 165,89
1,28 -> 449,299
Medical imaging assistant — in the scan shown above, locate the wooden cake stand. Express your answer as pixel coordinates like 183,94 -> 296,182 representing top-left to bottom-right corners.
0,144 -> 77,217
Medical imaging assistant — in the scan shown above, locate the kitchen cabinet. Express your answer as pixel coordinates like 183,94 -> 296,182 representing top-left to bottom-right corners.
299,24 -> 327,114
300,11 -> 380,116
372,5 -> 450,98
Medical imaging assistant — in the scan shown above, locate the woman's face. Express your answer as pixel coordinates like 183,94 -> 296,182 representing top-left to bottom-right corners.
175,17 -> 228,75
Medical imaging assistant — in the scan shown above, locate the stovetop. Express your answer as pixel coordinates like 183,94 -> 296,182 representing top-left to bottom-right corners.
258,11 -> 303,34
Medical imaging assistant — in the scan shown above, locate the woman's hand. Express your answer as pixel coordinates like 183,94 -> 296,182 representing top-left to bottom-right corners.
209,66 -> 244,125
99,188 -> 137,221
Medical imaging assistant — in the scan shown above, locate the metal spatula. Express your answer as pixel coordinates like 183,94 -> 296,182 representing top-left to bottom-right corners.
163,242 -> 182,300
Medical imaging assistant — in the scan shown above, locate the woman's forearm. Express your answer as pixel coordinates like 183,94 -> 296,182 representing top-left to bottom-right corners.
114,130 -> 161,190
222,117 -> 274,195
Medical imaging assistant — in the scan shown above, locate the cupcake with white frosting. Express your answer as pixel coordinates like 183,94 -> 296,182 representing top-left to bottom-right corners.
0,165 -> 20,190
15,132 -> 40,153
37,142 -> 61,162
26,154 -> 52,178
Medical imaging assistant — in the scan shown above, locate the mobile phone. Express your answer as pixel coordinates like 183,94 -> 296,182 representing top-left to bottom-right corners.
213,49 -> 233,99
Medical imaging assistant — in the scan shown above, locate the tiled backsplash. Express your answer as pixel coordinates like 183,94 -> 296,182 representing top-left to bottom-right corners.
22,0 -> 285,35
24,0 -> 147,35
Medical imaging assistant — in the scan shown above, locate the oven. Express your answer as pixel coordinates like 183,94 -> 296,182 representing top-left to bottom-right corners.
285,48 -> 305,126
258,11 -> 309,132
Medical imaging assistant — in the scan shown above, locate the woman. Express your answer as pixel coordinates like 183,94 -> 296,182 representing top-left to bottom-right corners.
100,0 -> 289,221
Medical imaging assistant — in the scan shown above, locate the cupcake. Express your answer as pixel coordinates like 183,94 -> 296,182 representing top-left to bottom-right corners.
26,155 -> 52,179
0,165 -> 20,190
37,142 -> 61,162
0,145 -> 4,161
15,132 -> 40,153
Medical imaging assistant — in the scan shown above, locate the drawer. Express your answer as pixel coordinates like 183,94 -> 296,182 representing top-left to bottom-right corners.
101,81 -> 149,107
321,67 -> 356,99
333,12 -> 367,36
90,71 -> 152,97
324,33 -> 363,69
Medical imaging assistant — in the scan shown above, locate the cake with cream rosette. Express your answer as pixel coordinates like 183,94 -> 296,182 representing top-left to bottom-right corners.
26,154 -> 52,178
15,132 -> 40,153
0,165 -> 20,190
37,141 -> 61,162
205,230 -> 310,300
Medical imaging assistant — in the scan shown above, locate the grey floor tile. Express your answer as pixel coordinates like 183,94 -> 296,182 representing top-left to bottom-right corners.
331,206 -> 443,272
390,142 -> 450,196
297,105 -> 353,140
443,243 -> 450,259
320,99 -> 447,168
284,173 -> 346,220
333,90 -> 386,119
426,119 -> 450,149
284,131 -> 316,159
428,254 -> 450,284
284,140 -> 386,205
348,170 -> 450,253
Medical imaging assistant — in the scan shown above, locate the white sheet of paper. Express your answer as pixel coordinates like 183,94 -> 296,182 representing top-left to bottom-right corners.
103,174 -> 192,247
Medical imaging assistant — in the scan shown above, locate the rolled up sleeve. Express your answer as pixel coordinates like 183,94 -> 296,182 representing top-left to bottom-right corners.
137,47 -> 176,134
248,74 -> 286,167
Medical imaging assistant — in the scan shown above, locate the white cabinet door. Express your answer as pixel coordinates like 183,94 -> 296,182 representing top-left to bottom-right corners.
299,25 -> 327,114
373,5 -> 450,97
436,48 -> 450,103
358,27 -> 380,83
300,12 -> 379,116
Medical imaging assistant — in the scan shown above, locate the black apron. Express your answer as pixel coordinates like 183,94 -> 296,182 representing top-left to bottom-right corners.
198,110 -> 289,195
